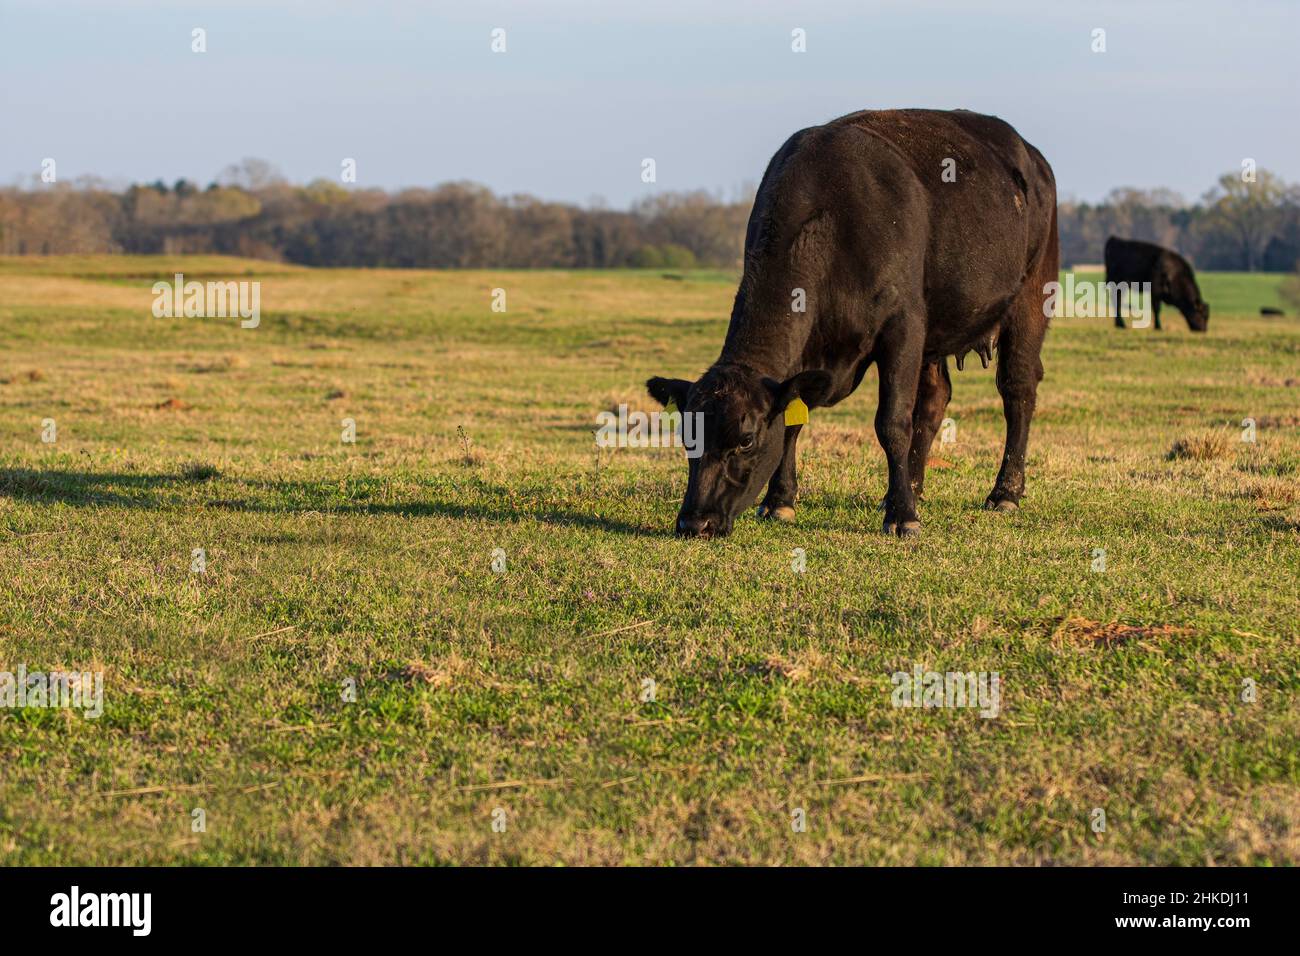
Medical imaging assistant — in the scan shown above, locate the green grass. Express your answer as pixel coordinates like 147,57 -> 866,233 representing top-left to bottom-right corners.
0,258 -> 1296,865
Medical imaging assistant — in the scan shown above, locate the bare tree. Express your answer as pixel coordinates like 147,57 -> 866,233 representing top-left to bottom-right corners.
217,158 -> 286,192
1201,170 -> 1289,272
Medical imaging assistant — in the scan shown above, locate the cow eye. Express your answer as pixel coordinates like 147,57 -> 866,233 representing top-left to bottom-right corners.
738,434 -> 756,452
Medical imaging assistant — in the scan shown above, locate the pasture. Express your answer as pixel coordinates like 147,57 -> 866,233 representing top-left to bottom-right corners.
0,256 -> 1296,864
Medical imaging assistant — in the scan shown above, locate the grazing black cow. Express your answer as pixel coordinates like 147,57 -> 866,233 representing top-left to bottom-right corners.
1104,237 -> 1208,331
647,108 -> 1058,538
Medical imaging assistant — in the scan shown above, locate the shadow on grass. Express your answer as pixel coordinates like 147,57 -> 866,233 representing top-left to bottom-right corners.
0,467 -> 662,538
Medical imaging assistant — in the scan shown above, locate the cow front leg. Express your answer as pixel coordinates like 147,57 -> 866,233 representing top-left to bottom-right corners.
986,314 -> 1046,511
1152,297 -> 1162,330
757,423 -> 802,522
907,358 -> 952,501
876,333 -> 924,537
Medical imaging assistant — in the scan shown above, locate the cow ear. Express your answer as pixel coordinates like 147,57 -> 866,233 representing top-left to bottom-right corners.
765,370 -> 833,417
646,376 -> 693,409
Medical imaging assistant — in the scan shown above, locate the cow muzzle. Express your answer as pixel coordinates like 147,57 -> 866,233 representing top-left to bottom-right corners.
675,512 -> 732,539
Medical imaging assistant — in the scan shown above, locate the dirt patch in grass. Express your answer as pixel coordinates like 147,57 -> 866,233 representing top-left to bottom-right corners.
738,650 -> 874,686
271,356 -> 351,370
155,397 -> 192,411
387,661 -> 454,688
381,654 -> 515,691
1247,373 -> 1299,388
747,654 -> 811,682
187,354 -> 248,373
1058,617 -> 1193,647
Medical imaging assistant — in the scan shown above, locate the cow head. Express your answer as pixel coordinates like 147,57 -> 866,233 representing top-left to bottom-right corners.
646,364 -> 832,538
1172,274 -> 1209,332
1165,258 -> 1210,332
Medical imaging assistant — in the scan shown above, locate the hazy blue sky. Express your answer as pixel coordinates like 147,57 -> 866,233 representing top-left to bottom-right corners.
2,0 -> 1296,206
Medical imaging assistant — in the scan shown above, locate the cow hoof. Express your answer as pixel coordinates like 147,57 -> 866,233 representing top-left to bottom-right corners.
882,520 -> 921,538
983,497 -> 1018,512
758,504 -> 796,523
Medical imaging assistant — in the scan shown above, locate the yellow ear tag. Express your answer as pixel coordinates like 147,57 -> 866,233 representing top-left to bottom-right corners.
784,397 -> 809,426
663,398 -> 678,415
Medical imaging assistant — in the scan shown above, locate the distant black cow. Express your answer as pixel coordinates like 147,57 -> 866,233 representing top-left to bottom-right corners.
647,109 -> 1057,538
1104,237 -> 1208,331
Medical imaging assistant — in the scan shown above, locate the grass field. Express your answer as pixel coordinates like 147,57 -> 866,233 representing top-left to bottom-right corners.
1,255 -> 1297,865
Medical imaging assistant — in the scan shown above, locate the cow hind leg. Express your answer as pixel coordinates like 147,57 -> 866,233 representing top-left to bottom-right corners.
757,423 -> 802,522
907,358 -> 952,501
986,305 -> 1047,512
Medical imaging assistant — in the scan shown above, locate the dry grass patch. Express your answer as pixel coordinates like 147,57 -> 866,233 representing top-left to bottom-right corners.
1167,431 -> 1232,461
1236,477 -> 1300,510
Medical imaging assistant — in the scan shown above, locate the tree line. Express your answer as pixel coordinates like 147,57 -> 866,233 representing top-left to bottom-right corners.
2,159 -> 1297,272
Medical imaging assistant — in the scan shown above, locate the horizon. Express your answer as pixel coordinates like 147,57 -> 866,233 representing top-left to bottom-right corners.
6,161 -> 1281,211
3,0 -> 1297,209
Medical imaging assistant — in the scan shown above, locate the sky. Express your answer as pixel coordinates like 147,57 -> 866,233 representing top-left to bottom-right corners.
2,0 -> 1296,207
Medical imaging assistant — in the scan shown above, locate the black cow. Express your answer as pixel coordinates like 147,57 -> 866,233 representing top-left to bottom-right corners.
647,108 -> 1058,538
1104,237 -> 1208,331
